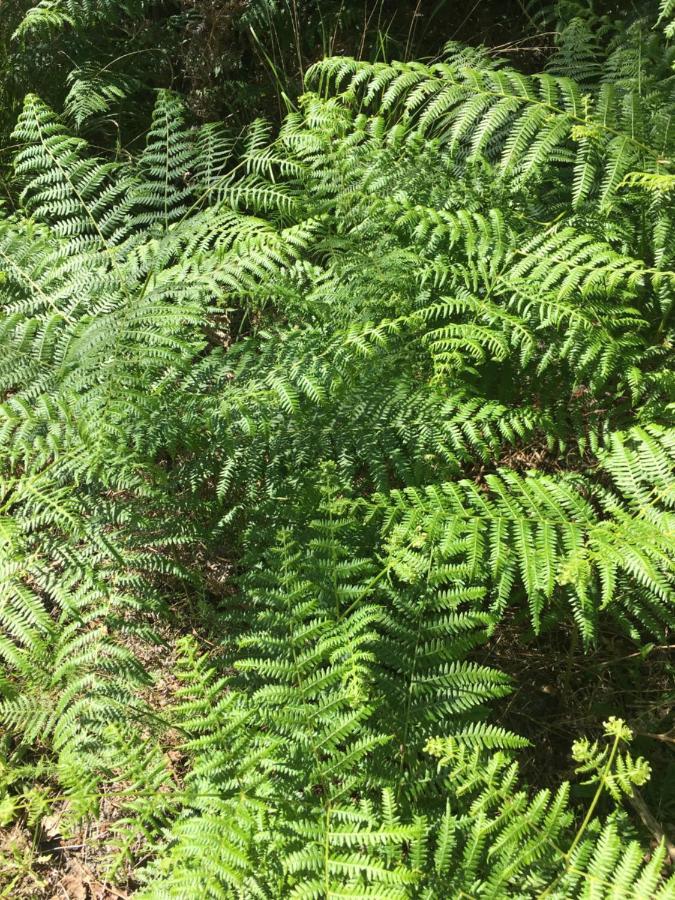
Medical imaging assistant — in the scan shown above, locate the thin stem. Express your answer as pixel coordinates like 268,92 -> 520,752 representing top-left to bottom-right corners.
539,731 -> 623,898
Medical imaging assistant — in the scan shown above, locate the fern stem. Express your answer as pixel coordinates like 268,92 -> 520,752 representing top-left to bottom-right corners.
396,547 -> 435,798
539,730 -> 623,898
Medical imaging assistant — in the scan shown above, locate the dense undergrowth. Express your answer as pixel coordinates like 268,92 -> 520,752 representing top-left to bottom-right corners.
0,0 -> 674,897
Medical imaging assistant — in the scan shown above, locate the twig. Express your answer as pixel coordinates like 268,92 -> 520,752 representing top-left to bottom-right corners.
100,884 -> 129,900
589,645 -> 675,668
639,731 -> 675,746
628,788 -> 675,864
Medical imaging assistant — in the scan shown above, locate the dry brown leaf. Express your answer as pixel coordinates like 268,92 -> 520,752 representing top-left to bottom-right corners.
41,813 -> 62,840
58,859 -> 91,900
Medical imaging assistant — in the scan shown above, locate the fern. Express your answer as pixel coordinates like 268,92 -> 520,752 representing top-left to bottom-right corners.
0,3 -> 673,896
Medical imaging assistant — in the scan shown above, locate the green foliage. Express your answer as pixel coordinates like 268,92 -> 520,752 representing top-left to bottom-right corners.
0,1 -> 674,896
572,718 -> 652,802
